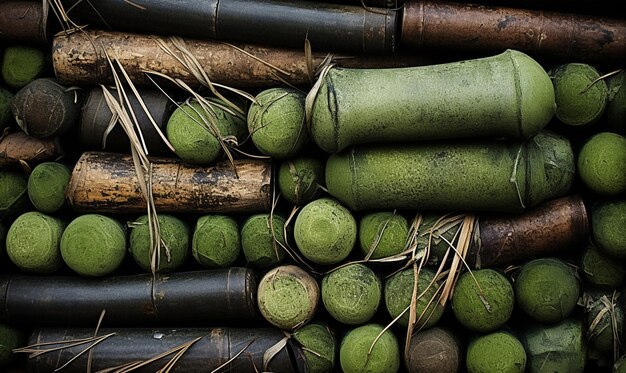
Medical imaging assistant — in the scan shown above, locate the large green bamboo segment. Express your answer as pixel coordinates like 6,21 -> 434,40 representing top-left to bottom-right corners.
310,49 -> 555,153
325,131 -> 574,212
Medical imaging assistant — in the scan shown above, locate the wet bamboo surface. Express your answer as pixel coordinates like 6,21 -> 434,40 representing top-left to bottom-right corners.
66,151 -> 272,214
51,29 -> 433,88
401,0 -> 626,64
0,268 -> 258,326
25,327 -> 300,373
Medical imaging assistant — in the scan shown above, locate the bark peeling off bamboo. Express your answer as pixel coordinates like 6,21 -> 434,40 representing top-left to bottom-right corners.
66,152 -> 272,214
25,327 -> 299,372
401,0 -> 626,64
51,30 -> 432,88
0,268 -> 258,326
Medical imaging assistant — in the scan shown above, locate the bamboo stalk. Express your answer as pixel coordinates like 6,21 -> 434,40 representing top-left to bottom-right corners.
66,151 -> 272,214
401,0 -> 626,64
0,268 -> 258,326
52,30 -> 433,88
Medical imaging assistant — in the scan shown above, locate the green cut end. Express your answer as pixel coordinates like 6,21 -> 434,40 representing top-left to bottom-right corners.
359,211 -> 409,259
466,331 -> 526,373
60,214 -> 126,277
129,214 -> 189,273
0,170 -> 29,222
294,197 -> 357,265
257,265 -> 319,330
27,162 -> 71,213
515,258 -> 580,323
451,268 -> 514,332
607,71 -> 626,133
241,214 -> 287,268
591,200 -> 626,260
321,263 -> 381,325
278,157 -> 325,206
339,324 -> 400,373
384,267 -> 444,328
293,323 -> 336,373
166,99 -> 234,164
550,63 -> 608,126
1,46 -> 46,89
577,132 -> 626,196
247,87 -> 308,159
521,318 -> 587,373
581,242 -> 625,288
6,211 -> 65,273
192,215 -> 240,268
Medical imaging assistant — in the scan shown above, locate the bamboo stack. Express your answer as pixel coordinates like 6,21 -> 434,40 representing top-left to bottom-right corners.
0,1 -> 625,372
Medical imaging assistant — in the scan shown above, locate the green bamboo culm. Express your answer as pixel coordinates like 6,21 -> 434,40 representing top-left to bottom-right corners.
326,130 -> 574,213
310,49 -> 555,153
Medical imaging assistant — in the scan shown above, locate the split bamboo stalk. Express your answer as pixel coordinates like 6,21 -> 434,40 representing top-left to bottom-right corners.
51,29 -> 433,88
66,151 -> 272,214
401,0 -> 626,64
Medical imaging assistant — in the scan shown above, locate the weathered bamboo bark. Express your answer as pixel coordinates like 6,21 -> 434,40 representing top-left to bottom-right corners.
401,0 -> 626,64
66,152 -> 272,214
61,0 -> 396,54
26,327 -> 300,372
468,194 -> 589,269
0,131 -> 63,168
52,29 -> 432,88
0,268 -> 258,326
0,1 -> 51,45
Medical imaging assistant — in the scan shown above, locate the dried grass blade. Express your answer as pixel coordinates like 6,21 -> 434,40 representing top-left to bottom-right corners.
439,215 -> 477,305
209,338 -> 256,373
263,334 -> 290,371
111,336 -> 203,373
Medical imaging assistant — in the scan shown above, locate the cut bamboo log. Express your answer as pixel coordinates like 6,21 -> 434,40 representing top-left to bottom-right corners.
401,0 -> 626,64
0,268 -> 258,326
51,29 -> 432,88
25,327 -> 299,372
469,194 -> 589,269
0,131 -> 62,168
66,151 -> 272,214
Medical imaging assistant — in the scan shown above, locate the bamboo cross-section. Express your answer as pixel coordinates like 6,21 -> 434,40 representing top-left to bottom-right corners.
66,152 -> 272,214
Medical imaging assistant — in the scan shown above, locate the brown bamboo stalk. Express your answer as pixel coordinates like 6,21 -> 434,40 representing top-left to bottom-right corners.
401,0 -> 626,64
0,131 -> 63,168
468,194 -> 589,269
52,29 -> 433,88
66,151 -> 272,214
